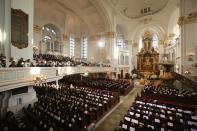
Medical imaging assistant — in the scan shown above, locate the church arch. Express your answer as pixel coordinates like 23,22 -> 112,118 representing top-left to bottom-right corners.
40,24 -> 63,53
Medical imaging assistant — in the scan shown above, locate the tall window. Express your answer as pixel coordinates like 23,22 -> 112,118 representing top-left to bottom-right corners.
116,34 -> 124,48
81,36 -> 88,59
42,24 -> 62,53
70,36 -> 75,57
152,34 -> 158,49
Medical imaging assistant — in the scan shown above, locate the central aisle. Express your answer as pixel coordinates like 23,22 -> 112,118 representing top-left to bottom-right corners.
95,85 -> 144,131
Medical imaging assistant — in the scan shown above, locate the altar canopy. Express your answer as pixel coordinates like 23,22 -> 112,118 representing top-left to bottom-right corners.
137,31 -> 159,72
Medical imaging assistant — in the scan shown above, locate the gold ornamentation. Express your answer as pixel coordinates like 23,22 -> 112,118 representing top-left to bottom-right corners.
159,40 -> 164,45
34,25 -> 41,33
168,33 -> 175,38
105,32 -> 116,38
178,12 -> 197,26
89,32 -> 116,41
63,34 -> 68,42
143,31 -> 152,38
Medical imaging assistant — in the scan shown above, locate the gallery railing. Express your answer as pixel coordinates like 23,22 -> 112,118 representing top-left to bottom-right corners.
0,66 -> 111,92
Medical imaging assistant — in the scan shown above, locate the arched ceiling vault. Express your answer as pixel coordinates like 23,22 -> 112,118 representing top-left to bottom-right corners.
35,0 -> 111,36
133,24 -> 165,43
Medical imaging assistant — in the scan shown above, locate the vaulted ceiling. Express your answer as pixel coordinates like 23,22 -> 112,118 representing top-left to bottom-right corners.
34,0 -> 170,36
34,0 -> 109,36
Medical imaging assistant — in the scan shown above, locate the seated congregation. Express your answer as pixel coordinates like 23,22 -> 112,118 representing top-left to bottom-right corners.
117,82 -> 197,131
1,82 -> 119,131
61,75 -> 133,95
142,84 -> 197,105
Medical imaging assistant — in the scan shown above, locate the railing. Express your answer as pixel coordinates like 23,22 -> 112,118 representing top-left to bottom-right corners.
0,67 -> 111,92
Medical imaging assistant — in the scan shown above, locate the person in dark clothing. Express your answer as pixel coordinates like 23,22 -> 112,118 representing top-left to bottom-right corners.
17,58 -> 25,67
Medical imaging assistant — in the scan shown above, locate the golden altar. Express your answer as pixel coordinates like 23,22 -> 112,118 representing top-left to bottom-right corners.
137,31 -> 159,73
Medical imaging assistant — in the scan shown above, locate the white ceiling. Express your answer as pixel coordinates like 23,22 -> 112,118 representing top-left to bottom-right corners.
110,0 -> 169,19
35,0 -> 108,36
35,0 -> 170,36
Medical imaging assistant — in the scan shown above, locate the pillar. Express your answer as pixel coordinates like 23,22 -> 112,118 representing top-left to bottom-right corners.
105,31 -> 116,70
0,0 -> 11,61
125,39 -> 134,73
179,0 -> 197,74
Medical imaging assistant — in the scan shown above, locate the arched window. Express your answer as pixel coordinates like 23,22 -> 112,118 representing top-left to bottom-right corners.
81,36 -> 88,59
41,24 -> 62,53
139,37 -> 143,52
116,34 -> 125,48
69,36 -> 75,57
152,34 -> 158,49
173,25 -> 180,37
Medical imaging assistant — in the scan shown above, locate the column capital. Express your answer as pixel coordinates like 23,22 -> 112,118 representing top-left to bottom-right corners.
105,31 -> 116,38
34,25 -> 41,34
63,34 -> 68,42
178,12 -> 197,26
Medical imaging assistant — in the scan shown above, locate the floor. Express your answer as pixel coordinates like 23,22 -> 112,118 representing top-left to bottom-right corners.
94,85 -> 143,131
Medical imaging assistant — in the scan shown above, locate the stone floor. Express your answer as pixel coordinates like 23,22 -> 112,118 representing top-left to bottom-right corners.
94,85 -> 143,131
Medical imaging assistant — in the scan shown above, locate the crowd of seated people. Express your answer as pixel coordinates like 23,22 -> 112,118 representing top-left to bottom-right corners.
116,81 -> 197,131
61,75 -> 133,95
33,54 -> 110,67
117,97 -> 197,131
1,83 -> 119,131
143,84 -> 197,98
142,84 -> 197,105
34,54 -> 74,67
0,55 -> 35,68
0,53 -> 111,68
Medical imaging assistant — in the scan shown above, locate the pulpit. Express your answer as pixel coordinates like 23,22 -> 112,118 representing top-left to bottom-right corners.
137,32 -> 159,72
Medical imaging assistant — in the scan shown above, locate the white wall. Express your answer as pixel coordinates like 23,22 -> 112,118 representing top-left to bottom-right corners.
8,86 -> 37,113
11,0 -> 34,60
180,0 -> 197,73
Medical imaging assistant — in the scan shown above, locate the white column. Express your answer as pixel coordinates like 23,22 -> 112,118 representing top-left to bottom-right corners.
180,0 -> 197,74
105,32 -> 116,70
126,40 -> 134,73
0,0 -> 11,60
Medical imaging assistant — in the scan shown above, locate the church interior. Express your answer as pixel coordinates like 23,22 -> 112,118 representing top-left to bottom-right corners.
0,0 -> 197,130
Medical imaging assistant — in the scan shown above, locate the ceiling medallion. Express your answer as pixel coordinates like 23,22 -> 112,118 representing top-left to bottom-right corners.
120,0 -> 169,19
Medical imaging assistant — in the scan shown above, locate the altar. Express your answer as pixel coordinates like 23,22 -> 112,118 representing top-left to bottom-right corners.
137,31 -> 159,73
